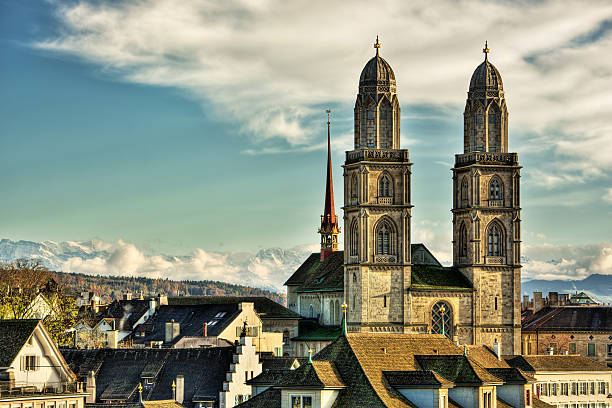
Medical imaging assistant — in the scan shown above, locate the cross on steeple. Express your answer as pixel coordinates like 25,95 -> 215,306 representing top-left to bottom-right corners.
374,35 -> 381,56
483,40 -> 490,60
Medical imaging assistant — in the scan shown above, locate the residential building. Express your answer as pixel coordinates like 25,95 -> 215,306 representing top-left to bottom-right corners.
236,332 -> 545,408
505,355 -> 612,408
0,319 -> 86,408
522,306 -> 612,365
62,336 -> 261,408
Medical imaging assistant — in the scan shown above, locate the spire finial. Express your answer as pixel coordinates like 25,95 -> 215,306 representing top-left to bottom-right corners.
308,348 -> 313,363
374,35 -> 381,56
483,41 -> 490,60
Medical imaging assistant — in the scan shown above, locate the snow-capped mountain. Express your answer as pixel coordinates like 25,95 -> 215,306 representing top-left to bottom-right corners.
0,238 -> 315,292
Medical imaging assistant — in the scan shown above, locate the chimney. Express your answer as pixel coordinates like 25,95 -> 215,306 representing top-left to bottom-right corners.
123,292 -> 132,301
165,320 -> 180,343
86,371 -> 96,404
175,375 -> 184,404
149,298 -> 157,317
157,293 -> 168,306
493,339 -> 502,360
91,299 -> 100,314
203,322 -> 208,337
533,291 -> 544,313
107,330 -> 119,349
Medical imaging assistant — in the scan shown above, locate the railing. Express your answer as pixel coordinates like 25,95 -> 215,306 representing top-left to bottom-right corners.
377,197 -> 393,204
374,255 -> 397,263
488,200 -> 503,207
0,381 -> 83,397
485,256 -> 505,265
455,152 -> 518,166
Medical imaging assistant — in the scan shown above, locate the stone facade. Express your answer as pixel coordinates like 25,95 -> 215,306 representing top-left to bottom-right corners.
344,43 -> 412,332
451,48 -> 522,354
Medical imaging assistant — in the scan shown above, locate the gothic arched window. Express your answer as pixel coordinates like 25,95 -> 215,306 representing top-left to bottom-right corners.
487,223 -> 503,256
335,300 -> 340,324
351,174 -> 358,201
350,220 -> 359,257
376,219 -> 395,255
460,177 -> 469,206
379,174 -> 392,197
432,301 -> 453,339
459,223 -> 468,257
490,178 -> 502,201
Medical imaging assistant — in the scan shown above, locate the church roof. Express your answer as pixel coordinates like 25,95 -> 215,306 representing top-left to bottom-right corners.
410,265 -> 473,291
469,59 -> 503,91
360,55 -> 396,85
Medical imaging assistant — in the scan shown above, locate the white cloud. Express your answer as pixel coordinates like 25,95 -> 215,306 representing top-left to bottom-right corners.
35,0 -> 612,180
523,242 -> 612,281
603,188 -> 612,203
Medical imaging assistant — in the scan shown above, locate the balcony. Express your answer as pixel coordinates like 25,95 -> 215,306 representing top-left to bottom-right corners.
455,152 -> 518,167
377,197 -> 393,205
488,199 -> 503,207
346,148 -> 410,164
0,381 -> 84,398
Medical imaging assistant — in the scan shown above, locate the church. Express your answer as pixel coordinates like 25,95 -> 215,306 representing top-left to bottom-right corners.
285,39 -> 522,356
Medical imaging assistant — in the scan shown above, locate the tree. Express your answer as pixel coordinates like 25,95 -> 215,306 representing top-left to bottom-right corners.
0,259 -> 77,345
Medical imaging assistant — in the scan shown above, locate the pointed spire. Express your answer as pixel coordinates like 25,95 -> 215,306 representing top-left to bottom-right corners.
319,109 -> 340,262
483,40 -> 490,61
138,382 -> 143,404
341,302 -> 348,335
374,35 -> 381,56
308,348 -> 313,363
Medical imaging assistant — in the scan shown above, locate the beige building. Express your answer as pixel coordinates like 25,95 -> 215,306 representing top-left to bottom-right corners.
0,319 -> 86,408
505,355 -> 612,408
286,39 -> 522,355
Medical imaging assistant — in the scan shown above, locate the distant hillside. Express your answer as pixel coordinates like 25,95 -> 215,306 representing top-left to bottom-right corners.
522,274 -> 612,304
52,271 -> 286,305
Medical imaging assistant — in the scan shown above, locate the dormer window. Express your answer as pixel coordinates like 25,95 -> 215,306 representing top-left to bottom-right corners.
291,395 -> 313,408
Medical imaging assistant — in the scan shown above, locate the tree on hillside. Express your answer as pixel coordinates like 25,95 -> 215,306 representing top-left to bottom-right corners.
0,259 -> 77,345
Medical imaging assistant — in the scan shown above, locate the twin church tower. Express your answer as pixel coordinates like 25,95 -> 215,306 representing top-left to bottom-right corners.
288,39 -> 521,354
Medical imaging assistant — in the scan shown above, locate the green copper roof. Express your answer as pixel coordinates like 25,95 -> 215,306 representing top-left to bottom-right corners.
411,265 -> 473,290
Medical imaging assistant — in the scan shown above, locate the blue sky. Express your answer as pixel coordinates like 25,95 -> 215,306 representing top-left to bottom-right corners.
1,0 -> 611,282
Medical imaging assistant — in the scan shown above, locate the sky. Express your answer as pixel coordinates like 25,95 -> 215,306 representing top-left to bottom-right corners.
1,0 -> 611,282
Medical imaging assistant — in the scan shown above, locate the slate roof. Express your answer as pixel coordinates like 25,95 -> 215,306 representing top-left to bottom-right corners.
235,388 -> 281,408
246,369 -> 291,386
133,304 -> 240,345
505,355 -> 612,372
464,345 -> 509,368
103,300 -> 151,331
0,319 -> 39,367
87,401 -> 183,408
259,355 -> 300,371
383,371 -> 454,387
285,244 -> 471,294
275,361 -> 344,388
486,368 -> 535,384
167,296 -> 300,319
415,355 -> 503,385
522,306 -> 612,332
62,348 -> 234,407
410,265 -> 472,291
293,320 -> 342,341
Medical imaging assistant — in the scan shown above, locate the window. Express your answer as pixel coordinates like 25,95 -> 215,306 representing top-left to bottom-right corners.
490,178 -> 502,200
383,295 -> 387,308
551,383 -> 558,396
291,396 -> 312,408
376,220 -> 395,255
23,355 -> 38,371
588,343 -> 596,356
561,383 -> 569,396
483,391 -> 492,408
487,224 -> 502,256
598,382 -> 607,394
525,389 -> 531,406
590,382 -> 596,395
570,343 -> 577,354
494,297 -> 498,311
607,344 -> 612,356
580,382 -> 588,395
460,177 -> 469,204
541,383 -> 548,396
431,301 -> 453,339
459,223 -> 468,257
351,174 -> 358,200
350,220 -> 359,257
379,175 -> 392,197
571,382 -> 578,395
441,395 -> 446,408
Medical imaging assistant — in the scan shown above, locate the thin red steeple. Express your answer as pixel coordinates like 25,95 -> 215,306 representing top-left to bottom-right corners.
319,109 -> 340,261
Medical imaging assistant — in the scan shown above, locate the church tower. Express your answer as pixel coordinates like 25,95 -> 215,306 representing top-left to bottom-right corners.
452,43 -> 522,354
343,38 -> 412,332
319,110 -> 340,262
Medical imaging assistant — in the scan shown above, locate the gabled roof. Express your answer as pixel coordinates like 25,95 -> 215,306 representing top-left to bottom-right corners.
246,369 -> 291,386
134,303 -> 240,345
284,253 -> 321,286
235,388 -> 281,408
522,306 -> 612,332
415,355 -> 502,385
275,361 -> 344,389
0,319 -> 40,367
102,300 -> 151,331
464,345 -> 509,368
296,251 -> 344,293
259,355 -> 300,371
505,355 -> 612,373
167,296 -> 300,319
62,348 -> 234,405
486,368 -> 535,384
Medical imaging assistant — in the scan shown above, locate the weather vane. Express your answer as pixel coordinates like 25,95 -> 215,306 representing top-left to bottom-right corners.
483,41 -> 490,59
